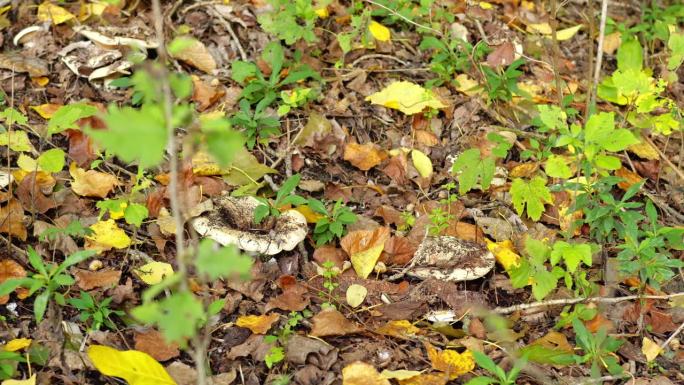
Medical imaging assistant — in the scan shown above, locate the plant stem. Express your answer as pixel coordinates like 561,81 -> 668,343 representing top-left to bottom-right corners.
589,0 -> 609,113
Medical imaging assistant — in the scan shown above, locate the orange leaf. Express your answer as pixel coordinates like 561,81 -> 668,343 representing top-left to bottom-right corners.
615,167 -> 643,191
235,313 -> 280,334
69,163 -> 119,198
340,227 -> 390,278
343,142 -> 387,171
310,308 -> 363,337
0,200 -> 27,241
423,341 -> 474,380
0,259 -> 26,304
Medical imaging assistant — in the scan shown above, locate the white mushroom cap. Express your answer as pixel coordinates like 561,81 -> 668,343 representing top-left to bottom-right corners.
407,236 -> 495,282
192,195 -> 307,255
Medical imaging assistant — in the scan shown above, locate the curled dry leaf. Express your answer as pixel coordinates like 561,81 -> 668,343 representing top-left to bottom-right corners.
74,269 -> 121,290
310,308 -> 363,337
235,313 -> 280,334
0,259 -> 26,304
69,163 -> 119,198
134,329 -> 180,362
342,362 -> 390,385
343,142 -> 387,171
341,227 -> 391,279
171,38 -> 217,74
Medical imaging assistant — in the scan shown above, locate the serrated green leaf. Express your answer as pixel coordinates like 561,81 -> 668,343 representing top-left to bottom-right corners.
124,203 -> 148,228
617,36 -> 643,72
196,239 -> 252,280
47,103 -> 99,135
510,177 -> 552,221
451,148 -> 496,194
37,148 -> 65,173
544,155 -> 572,178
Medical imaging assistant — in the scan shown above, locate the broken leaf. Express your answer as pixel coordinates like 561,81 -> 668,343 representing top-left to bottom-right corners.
134,261 -> 174,285
369,21 -> 391,42
366,81 -> 446,115
0,200 -> 27,241
341,227 -> 390,279
134,329 -> 180,362
70,163 -> 119,198
310,308 -> 362,337
87,345 -> 176,385
235,313 -> 280,334
0,259 -> 26,304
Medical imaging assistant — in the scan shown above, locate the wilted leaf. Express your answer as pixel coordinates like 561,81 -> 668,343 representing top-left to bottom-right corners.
37,2 -> 75,24
74,269 -> 121,290
423,341 -> 474,380
342,361 -> 390,385
70,163 -> 119,198
366,81 -> 446,115
86,220 -> 131,252
310,308 -> 362,337
485,239 -> 520,271
369,21 -> 391,42
344,142 -> 387,171
236,313 -> 280,334
341,227 -> 390,279
170,37 -> 216,74
375,320 -> 421,339
0,200 -> 27,241
87,345 -> 176,385
346,284 -> 367,308
134,329 -> 180,362
17,172 -> 57,214
556,25 -> 583,41
134,261 -> 174,285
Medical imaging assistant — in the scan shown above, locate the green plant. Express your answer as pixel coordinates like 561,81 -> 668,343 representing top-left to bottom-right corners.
39,219 -> 93,242
264,311 -> 311,368
319,261 -> 341,309
96,198 -> 149,228
277,87 -> 317,116
427,182 -> 457,236
231,42 -> 320,112
0,247 -> 96,322
451,133 -> 511,195
229,99 -> 280,149
420,33 -> 487,87
254,174 -> 308,224
572,318 -> 624,378
0,351 -> 25,380
257,0 -> 329,44
308,199 -> 357,246
398,210 -> 415,232
480,58 -> 525,102
68,291 -> 124,332
464,351 -> 527,385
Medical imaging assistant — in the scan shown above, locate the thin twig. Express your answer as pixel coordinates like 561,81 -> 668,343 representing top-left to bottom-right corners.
659,320 -> 684,351
493,292 -> 684,314
642,134 -> 684,182
588,0 -> 608,111
208,7 -> 247,61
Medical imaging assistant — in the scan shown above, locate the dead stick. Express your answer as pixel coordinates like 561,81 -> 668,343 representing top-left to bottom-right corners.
493,292 -> 684,314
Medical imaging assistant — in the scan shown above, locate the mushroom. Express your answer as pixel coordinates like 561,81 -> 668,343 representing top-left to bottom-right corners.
407,236 -> 495,281
192,195 -> 307,256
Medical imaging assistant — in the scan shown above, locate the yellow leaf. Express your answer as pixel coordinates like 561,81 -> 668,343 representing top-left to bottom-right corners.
86,220 -> 131,252
424,342 -> 474,380
375,320 -> 421,339
369,21 -> 391,42
397,373 -> 449,385
31,103 -> 61,119
352,244 -> 384,279
346,284 -> 367,308
134,261 -> 174,285
32,77 -> 49,87
341,227 -> 390,279
556,25 -> 583,41
628,140 -> 659,160
3,338 -> 31,352
87,345 -> 177,385
0,131 -> 34,153
294,205 -> 326,223
70,163 -> 119,198
314,7 -> 329,18
642,337 -> 662,362
342,361 -> 390,385
455,74 -> 481,96
527,22 -> 552,35
478,2 -> 493,10
17,154 -> 39,172
380,369 -> 421,380
1,374 -> 36,385
37,2 -> 75,25
411,149 -> 432,178
485,239 -> 520,271
109,201 -> 128,220
235,313 -> 280,334
602,32 -> 621,55
366,81 -> 446,115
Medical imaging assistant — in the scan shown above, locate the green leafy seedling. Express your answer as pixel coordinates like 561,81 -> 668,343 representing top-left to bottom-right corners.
254,174 -> 308,224
68,291 -> 124,331
464,351 -> 528,385
308,199 -> 357,246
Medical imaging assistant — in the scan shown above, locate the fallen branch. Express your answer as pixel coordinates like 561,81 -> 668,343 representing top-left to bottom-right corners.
493,292 -> 684,314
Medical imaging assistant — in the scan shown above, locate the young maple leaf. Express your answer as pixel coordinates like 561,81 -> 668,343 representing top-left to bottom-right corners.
510,176 -> 552,221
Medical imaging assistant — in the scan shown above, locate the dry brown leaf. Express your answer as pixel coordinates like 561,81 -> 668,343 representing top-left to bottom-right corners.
0,259 -> 26,304
343,142 -> 387,171
313,245 -> 348,270
375,320 -> 421,339
486,42 -> 515,67
382,152 -> 408,185
172,38 -> 217,74
616,167 -> 643,191
65,129 -> 98,168
235,313 -> 280,334
16,172 -> 57,214
310,308 -> 363,337
266,277 -> 310,312
73,269 -> 121,290
134,329 -> 180,362
510,162 -> 539,178
444,221 -> 484,242
0,200 -> 27,241
342,361 -> 390,385
191,75 -> 223,111
381,236 -> 416,265
340,227 -> 391,279
414,130 -> 439,147
69,163 -> 119,198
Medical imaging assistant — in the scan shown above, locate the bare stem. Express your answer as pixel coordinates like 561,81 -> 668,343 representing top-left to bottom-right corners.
589,0 -> 609,112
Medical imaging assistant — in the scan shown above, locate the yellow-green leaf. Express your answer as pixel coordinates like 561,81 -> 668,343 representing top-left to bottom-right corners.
351,244 -> 384,279
411,149 -> 433,178
37,2 -> 75,25
380,369 -> 421,380
134,261 -> 174,285
1,374 -> 36,385
0,130 -> 34,152
87,345 -> 177,385
642,337 -> 661,362
346,284 -> 367,308
369,21 -> 391,42
366,81 -> 446,115
556,25 -> 583,41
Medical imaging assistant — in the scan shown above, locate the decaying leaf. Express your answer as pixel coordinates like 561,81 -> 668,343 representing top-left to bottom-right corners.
423,341 -> 474,379
341,227 -> 391,279
0,200 -> 27,241
170,37 -> 217,74
310,308 -> 363,337
134,261 -> 174,285
375,320 -> 421,339
37,2 -> 75,25
0,259 -> 26,305
134,329 -> 180,362
642,337 -> 661,362
74,269 -> 121,290
70,163 -> 119,198
344,142 -> 387,171
86,220 -> 131,253
235,313 -> 280,334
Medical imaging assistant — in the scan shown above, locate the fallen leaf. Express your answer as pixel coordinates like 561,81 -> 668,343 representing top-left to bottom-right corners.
3,338 -> 31,352
485,239 -> 520,271
556,25 -> 583,41
382,152 -> 409,185
397,373 -> 449,385
236,313 -> 280,334
170,37 -> 216,74
74,269 -> 121,290
37,2 -> 75,25
16,172 -> 57,214
1,374 -> 36,385
31,104 -> 61,119
342,361 -> 390,385
341,227 -> 391,279
455,74 -> 481,96
86,220 -> 131,252
642,337 -> 661,362
87,345 -> 176,385
346,284 -> 367,308
411,149 -> 432,178
344,142 -> 387,171
310,308 -> 362,337
0,200 -> 27,241
295,205 -> 326,223
70,163 -> 119,198
615,167 -> 643,190
602,31 -> 622,54
375,320 -> 421,339
368,21 -> 391,42
486,42 -> 515,67
191,76 -> 223,111
424,341 -> 474,380
134,261 -> 174,285
380,369 -> 421,380
266,280 -> 309,312
366,81 -> 446,115
381,236 -> 416,265
527,23 -> 552,35
134,329 -> 180,362
0,130 -> 34,152
628,140 -> 659,160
